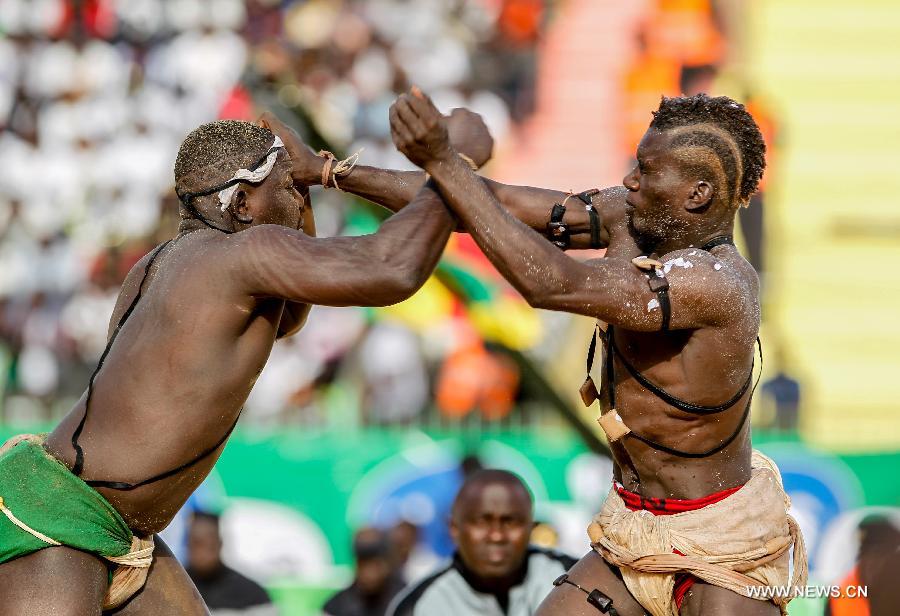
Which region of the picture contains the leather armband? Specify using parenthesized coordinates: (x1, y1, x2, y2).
(548, 202, 570, 249)
(548, 189, 602, 250)
(632, 256, 671, 331)
(553, 574, 620, 615)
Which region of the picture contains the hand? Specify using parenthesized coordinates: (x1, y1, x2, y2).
(389, 87, 454, 171)
(446, 108, 493, 169)
(257, 111, 323, 186)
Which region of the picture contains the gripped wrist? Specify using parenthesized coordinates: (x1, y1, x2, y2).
(422, 148, 461, 176)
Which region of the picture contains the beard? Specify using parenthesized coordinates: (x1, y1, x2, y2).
(627, 207, 690, 255)
(626, 208, 662, 254)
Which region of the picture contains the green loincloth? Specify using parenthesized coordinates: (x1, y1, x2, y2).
(0, 437, 134, 565)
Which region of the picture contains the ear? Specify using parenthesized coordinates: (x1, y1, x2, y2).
(685, 180, 714, 212)
(300, 192, 316, 236)
(449, 517, 460, 544)
(230, 189, 253, 224)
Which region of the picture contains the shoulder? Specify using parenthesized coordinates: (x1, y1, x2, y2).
(230, 223, 308, 250)
(120, 241, 171, 287)
(387, 564, 456, 616)
(658, 247, 731, 278)
(188, 224, 312, 300)
(658, 246, 759, 328)
(659, 246, 757, 298)
(526, 546, 578, 571)
(224, 224, 313, 273)
(108, 241, 176, 329)
(592, 185, 628, 207)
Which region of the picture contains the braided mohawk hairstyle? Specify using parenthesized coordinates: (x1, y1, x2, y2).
(650, 94, 766, 205)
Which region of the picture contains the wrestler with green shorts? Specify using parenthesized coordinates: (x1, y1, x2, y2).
(0, 109, 497, 615)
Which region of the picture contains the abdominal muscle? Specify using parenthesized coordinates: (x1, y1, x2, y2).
(605, 395, 753, 501)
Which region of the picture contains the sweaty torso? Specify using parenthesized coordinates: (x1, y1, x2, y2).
(595, 188, 759, 500)
(45, 229, 293, 535)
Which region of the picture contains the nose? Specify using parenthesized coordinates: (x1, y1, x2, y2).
(486, 524, 506, 543)
(623, 166, 639, 192)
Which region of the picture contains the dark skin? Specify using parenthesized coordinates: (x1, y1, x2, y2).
(0, 110, 491, 614)
(185, 516, 222, 580)
(260, 110, 606, 247)
(351, 528, 393, 597)
(388, 90, 772, 616)
(450, 475, 534, 592)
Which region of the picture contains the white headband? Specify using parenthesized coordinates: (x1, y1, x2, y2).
(218, 136, 285, 211)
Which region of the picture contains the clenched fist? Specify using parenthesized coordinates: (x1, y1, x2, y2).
(257, 111, 323, 186)
(390, 87, 455, 171)
(446, 108, 493, 169)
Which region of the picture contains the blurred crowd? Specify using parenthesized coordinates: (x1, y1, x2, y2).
(0, 0, 794, 431)
(0, 0, 544, 425)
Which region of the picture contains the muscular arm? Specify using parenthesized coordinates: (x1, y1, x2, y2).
(433, 157, 752, 329)
(259, 110, 602, 249)
(390, 91, 747, 331)
(327, 164, 604, 249)
(430, 156, 749, 330)
(234, 180, 455, 307)
(276, 191, 315, 338)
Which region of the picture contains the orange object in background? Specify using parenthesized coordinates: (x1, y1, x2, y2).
(828, 567, 871, 616)
(650, 0, 725, 66)
(436, 342, 520, 420)
(621, 47, 681, 158)
(745, 96, 779, 192)
(619, 0, 726, 159)
(480, 352, 519, 420)
(497, 0, 544, 46)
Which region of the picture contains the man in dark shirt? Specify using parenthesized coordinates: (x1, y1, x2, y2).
(323, 527, 405, 616)
(186, 511, 277, 616)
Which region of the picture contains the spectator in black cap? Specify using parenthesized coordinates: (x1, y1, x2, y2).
(323, 527, 406, 616)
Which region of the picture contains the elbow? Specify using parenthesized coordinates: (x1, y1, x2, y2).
(516, 273, 569, 311)
(524, 291, 551, 310)
(382, 262, 427, 305)
(394, 269, 425, 302)
(518, 281, 551, 310)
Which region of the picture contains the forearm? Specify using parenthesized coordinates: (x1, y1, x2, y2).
(241, 186, 455, 308)
(335, 164, 598, 246)
(365, 178, 456, 293)
(333, 164, 425, 213)
(426, 156, 576, 303)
